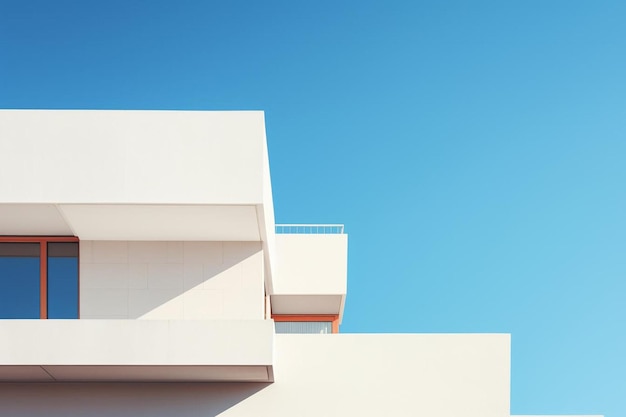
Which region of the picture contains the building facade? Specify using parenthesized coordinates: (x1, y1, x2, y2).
(0, 110, 600, 416)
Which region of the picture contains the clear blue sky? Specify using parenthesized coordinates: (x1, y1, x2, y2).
(1, 1, 624, 415)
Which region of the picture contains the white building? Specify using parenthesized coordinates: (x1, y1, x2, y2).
(0, 110, 600, 417)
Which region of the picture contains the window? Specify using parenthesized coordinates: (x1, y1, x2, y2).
(0, 237, 79, 319)
(272, 315, 339, 334)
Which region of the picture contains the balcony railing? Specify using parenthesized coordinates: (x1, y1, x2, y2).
(275, 224, 345, 234)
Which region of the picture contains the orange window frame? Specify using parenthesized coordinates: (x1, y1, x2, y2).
(0, 236, 79, 319)
(272, 314, 340, 334)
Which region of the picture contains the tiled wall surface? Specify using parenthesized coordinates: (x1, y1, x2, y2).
(80, 241, 264, 320)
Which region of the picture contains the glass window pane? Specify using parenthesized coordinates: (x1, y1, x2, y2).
(47, 243, 79, 319)
(0, 243, 40, 319)
(275, 321, 332, 334)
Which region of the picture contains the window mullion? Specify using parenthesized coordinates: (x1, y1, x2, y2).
(39, 241, 47, 319)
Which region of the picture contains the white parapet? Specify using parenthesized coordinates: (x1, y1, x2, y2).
(271, 232, 348, 320)
(0, 319, 274, 382)
(260, 333, 511, 417)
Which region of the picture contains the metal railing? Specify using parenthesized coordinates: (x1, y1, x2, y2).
(275, 224, 345, 234)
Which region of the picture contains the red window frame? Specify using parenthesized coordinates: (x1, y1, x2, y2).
(272, 314, 340, 334)
(0, 236, 79, 319)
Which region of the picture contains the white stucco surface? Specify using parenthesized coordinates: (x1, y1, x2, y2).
(0, 319, 274, 382)
(0, 110, 266, 204)
(273, 234, 347, 295)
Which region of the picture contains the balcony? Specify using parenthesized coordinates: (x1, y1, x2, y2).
(0, 319, 274, 382)
(270, 225, 348, 321)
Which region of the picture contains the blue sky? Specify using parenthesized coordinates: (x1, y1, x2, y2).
(1, 1, 624, 415)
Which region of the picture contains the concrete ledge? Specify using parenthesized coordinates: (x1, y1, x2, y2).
(0, 320, 274, 382)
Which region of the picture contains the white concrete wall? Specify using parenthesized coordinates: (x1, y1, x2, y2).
(80, 241, 264, 320)
(259, 132, 277, 291)
(0, 334, 511, 417)
(0, 110, 267, 205)
(4, 320, 271, 363)
(273, 234, 348, 295)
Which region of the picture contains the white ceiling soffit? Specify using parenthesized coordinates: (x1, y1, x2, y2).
(57, 204, 261, 241)
(271, 295, 344, 316)
(0, 204, 74, 236)
(0, 365, 272, 383)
